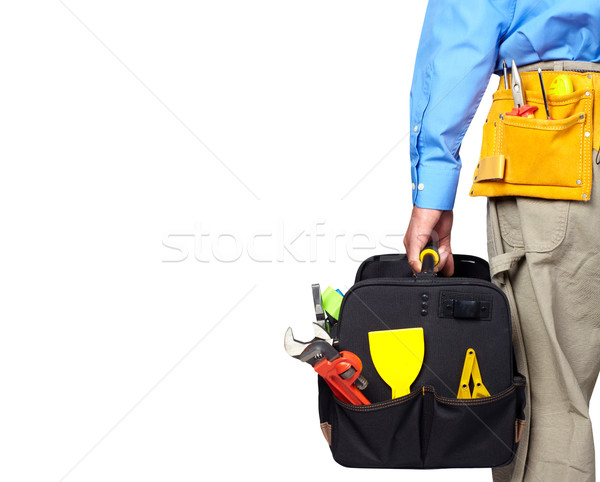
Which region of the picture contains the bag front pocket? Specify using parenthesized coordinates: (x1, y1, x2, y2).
(423, 383, 524, 468)
(323, 381, 525, 469)
(329, 390, 424, 468)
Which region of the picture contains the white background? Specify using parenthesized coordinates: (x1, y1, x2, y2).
(1, 1, 595, 481)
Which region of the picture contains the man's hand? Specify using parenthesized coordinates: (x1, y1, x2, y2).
(404, 206, 454, 276)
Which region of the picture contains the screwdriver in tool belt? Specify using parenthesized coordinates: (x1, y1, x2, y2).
(537, 68, 552, 120)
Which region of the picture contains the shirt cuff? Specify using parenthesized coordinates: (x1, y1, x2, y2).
(411, 164, 460, 210)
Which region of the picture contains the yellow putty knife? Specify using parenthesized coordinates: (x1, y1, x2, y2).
(368, 328, 425, 398)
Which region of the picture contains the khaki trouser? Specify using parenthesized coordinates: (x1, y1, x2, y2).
(487, 151, 600, 482)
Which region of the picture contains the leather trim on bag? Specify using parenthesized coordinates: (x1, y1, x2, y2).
(320, 422, 332, 446)
(515, 418, 526, 443)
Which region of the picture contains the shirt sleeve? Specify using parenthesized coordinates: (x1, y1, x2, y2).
(410, 0, 516, 210)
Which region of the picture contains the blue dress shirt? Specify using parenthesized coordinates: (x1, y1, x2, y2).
(410, 0, 600, 210)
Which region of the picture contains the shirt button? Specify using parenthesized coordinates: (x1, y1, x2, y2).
(412, 182, 416, 190)
(413, 125, 419, 132)
(418, 183, 424, 191)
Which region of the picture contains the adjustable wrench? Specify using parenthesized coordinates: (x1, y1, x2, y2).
(284, 324, 370, 405)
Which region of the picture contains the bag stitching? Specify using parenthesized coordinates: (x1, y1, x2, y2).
(336, 384, 518, 412)
(431, 386, 515, 406)
(335, 390, 422, 412)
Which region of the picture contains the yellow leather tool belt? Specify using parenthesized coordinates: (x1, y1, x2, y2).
(470, 69, 600, 201)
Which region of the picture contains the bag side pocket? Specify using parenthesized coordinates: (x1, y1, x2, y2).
(423, 382, 523, 468)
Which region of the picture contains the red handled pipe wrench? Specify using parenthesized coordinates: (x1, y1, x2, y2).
(284, 324, 371, 405)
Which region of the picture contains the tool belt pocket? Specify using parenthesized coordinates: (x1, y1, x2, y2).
(470, 88, 594, 201)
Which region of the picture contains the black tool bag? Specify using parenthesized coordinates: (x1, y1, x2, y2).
(318, 254, 526, 469)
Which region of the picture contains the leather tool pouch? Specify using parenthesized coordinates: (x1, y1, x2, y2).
(318, 254, 527, 469)
(470, 74, 595, 201)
